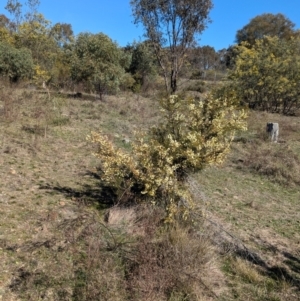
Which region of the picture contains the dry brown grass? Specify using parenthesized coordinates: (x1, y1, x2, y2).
(231, 110, 300, 186)
(0, 84, 299, 301)
(0, 86, 21, 122)
(0, 86, 222, 301)
(240, 143, 300, 186)
(7, 210, 128, 301)
(118, 207, 221, 301)
(4, 204, 220, 301)
(220, 256, 298, 301)
(196, 109, 300, 300)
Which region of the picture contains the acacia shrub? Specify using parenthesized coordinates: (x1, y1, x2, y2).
(229, 36, 300, 115)
(88, 91, 247, 222)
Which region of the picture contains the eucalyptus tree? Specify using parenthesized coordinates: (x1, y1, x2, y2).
(0, 14, 10, 28)
(4, 0, 61, 83)
(131, 0, 213, 94)
(188, 45, 219, 77)
(5, 0, 41, 30)
(236, 13, 297, 47)
(14, 13, 53, 62)
(50, 23, 74, 47)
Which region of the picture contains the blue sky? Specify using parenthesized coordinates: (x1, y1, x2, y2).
(1, 0, 300, 51)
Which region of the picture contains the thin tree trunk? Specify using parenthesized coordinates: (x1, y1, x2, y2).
(163, 69, 170, 94)
(171, 69, 177, 94)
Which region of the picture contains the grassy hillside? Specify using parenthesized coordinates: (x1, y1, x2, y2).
(0, 85, 299, 300)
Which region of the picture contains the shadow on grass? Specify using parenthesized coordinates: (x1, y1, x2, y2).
(235, 245, 300, 290)
(283, 251, 300, 275)
(39, 170, 116, 210)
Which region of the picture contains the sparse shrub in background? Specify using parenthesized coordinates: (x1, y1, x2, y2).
(203, 69, 226, 81)
(185, 80, 206, 93)
(32, 64, 51, 87)
(88, 91, 247, 222)
(190, 70, 226, 82)
(243, 143, 300, 186)
(190, 70, 203, 80)
(119, 72, 136, 92)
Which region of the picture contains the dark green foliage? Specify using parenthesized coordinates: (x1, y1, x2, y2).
(220, 45, 239, 69)
(70, 32, 127, 99)
(0, 42, 34, 82)
(189, 45, 218, 71)
(127, 41, 158, 91)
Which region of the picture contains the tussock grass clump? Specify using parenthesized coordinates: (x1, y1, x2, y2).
(21, 124, 45, 136)
(233, 139, 300, 187)
(184, 80, 206, 93)
(125, 228, 215, 300)
(244, 143, 300, 186)
(50, 116, 70, 126)
(89, 93, 247, 222)
(120, 206, 219, 301)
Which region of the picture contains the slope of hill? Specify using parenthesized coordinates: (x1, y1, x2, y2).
(0, 86, 299, 300)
